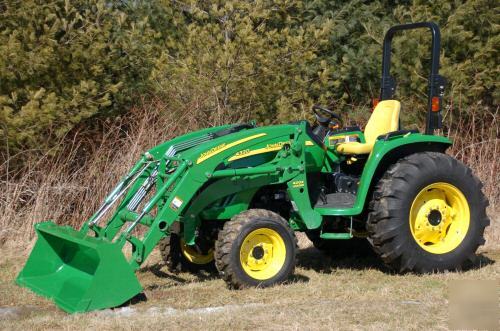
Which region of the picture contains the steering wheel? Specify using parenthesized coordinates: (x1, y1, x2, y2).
(312, 105, 343, 128)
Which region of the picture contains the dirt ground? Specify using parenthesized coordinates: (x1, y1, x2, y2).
(0, 232, 498, 331)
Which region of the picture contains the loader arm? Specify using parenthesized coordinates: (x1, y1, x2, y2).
(119, 121, 321, 267)
(16, 121, 326, 313)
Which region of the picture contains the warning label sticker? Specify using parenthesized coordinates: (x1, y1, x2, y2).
(170, 196, 183, 210)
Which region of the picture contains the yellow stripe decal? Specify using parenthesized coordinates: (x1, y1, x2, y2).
(196, 133, 267, 164)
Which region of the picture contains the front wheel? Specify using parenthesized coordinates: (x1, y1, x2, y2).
(159, 233, 215, 272)
(367, 152, 489, 272)
(215, 209, 297, 289)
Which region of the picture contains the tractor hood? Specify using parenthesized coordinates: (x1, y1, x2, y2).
(145, 121, 320, 170)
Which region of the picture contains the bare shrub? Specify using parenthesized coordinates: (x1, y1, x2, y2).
(0, 98, 209, 243)
(445, 106, 499, 249)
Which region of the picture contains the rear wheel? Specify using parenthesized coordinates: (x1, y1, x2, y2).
(159, 233, 215, 272)
(215, 209, 297, 289)
(367, 152, 489, 272)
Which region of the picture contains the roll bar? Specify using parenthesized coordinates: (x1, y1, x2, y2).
(379, 22, 446, 135)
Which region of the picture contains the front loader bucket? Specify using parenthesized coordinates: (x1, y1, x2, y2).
(16, 221, 142, 313)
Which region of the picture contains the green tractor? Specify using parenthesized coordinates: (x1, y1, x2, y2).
(17, 22, 488, 313)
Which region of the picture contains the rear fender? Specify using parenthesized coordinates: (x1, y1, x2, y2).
(337, 134, 452, 216)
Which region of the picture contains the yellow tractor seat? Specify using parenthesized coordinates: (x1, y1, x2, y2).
(336, 100, 401, 155)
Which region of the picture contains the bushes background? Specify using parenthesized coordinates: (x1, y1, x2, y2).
(0, 0, 498, 244)
(0, 0, 498, 162)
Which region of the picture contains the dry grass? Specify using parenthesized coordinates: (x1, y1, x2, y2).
(445, 107, 499, 208)
(444, 107, 499, 250)
(0, 235, 499, 330)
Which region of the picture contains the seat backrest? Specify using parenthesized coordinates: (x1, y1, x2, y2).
(364, 100, 401, 144)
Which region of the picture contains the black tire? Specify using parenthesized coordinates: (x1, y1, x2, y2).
(215, 209, 297, 289)
(159, 233, 215, 272)
(367, 152, 489, 272)
(305, 230, 373, 257)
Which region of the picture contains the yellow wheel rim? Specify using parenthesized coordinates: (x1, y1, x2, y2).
(409, 182, 470, 254)
(180, 239, 214, 265)
(239, 228, 287, 280)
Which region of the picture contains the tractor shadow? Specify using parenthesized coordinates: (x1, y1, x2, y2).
(124, 247, 494, 308)
(296, 245, 389, 274)
(463, 253, 495, 271)
(123, 263, 221, 307)
(138, 263, 220, 288)
(140, 262, 310, 286)
(296, 245, 495, 274)
(132, 245, 495, 302)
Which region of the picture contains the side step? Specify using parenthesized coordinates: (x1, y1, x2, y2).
(314, 192, 356, 209)
(319, 216, 353, 240)
(320, 232, 352, 240)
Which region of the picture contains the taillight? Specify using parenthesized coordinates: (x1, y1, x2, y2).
(431, 96, 440, 112)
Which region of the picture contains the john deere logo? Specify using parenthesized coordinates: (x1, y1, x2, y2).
(199, 144, 227, 160)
